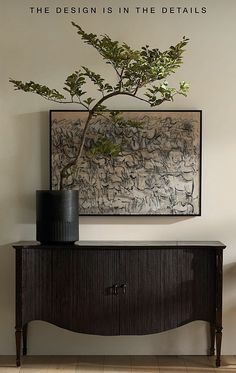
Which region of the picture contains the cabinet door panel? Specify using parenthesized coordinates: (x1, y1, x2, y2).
(119, 248, 215, 335)
(22, 248, 120, 335)
(119, 249, 162, 335)
(51, 248, 120, 335)
(21, 248, 53, 326)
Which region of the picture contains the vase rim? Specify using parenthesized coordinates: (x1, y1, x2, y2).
(36, 189, 79, 194)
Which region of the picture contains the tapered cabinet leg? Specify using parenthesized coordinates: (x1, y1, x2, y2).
(15, 328, 22, 367)
(23, 324, 28, 356)
(209, 323, 215, 356)
(216, 326, 223, 367)
(215, 250, 223, 368)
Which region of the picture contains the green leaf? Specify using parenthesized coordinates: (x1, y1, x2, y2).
(109, 112, 144, 128)
(9, 78, 65, 100)
(63, 71, 86, 98)
(84, 97, 95, 106)
(95, 104, 107, 111)
(179, 81, 190, 96)
(90, 137, 121, 157)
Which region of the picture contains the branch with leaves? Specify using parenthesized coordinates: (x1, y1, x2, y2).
(9, 22, 190, 189)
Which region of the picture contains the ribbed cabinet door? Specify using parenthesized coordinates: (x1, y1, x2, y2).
(21, 248, 53, 326)
(51, 248, 120, 335)
(119, 249, 162, 335)
(119, 248, 215, 335)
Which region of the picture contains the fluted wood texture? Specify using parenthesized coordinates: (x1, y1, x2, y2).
(120, 248, 216, 334)
(16, 245, 218, 335)
(21, 248, 119, 335)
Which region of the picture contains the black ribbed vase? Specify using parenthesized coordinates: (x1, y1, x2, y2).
(36, 190, 79, 244)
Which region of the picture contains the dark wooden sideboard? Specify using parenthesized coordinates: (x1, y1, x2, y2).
(13, 241, 226, 367)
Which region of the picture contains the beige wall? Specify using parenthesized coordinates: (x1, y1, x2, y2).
(1, 0, 236, 355)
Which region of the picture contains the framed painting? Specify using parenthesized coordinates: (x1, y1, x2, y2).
(50, 110, 202, 216)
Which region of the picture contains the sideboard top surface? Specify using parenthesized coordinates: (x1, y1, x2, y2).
(13, 240, 226, 250)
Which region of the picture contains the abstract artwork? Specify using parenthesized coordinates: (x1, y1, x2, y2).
(50, 110, 201, 216)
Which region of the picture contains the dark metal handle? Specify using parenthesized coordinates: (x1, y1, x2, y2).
(120, 284, 127, 295)
(112, 284, 119, 295)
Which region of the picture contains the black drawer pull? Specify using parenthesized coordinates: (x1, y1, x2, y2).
(112, 284, 119, 295)
(120, 284, 127, 295)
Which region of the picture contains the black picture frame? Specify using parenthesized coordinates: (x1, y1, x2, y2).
(50, 110, 202, 216)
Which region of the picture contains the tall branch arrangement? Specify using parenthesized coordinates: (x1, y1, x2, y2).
(9, 22, 189, 189)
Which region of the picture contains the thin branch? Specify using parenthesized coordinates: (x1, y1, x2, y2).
(30, 94, 78, 104)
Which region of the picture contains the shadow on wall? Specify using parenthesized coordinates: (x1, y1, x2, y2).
(223, 262, 236, 308)
(221, 262, 236, 352)
(223, 262, 236, 291)
(0, 112, 48, 240)
(222, 262, 236, 319)
(80, 215, 195, 225)
(13, 111, 49, 224)
(0, 244, 15, 350)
